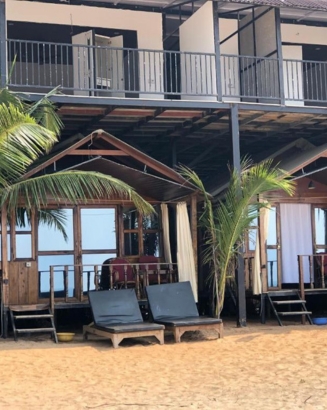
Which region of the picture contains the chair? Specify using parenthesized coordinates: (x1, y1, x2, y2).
(111, 258, 135, 289)
(139, 255, 174, 286)
(83, 289, 165, 348)
(139, 255, 160, 286)
(145, 281, 223, 343)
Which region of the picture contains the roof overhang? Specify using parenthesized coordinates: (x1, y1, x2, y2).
(65, 157, 196, 201)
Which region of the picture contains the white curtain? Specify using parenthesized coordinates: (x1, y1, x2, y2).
(253, 206, 270, 295)
(280, 204, 313, 283)
(160, 204, 172, 264)
(176, 202, 198, 301)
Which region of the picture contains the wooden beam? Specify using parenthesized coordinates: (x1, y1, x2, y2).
(98, 131, 192, 187)
(23, 133, 97, 179)
(69, 149, 129, 156)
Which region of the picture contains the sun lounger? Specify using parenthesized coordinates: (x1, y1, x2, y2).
(145, 282, 223, 343)
(83, 289, 165, 348)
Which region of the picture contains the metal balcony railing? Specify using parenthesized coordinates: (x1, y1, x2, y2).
(3, 39, 327, 104)
(6, 39, 217, 97)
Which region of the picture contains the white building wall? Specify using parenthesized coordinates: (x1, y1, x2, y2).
(179, 1, 216, 101)
(219, 18, 239, 101)
(282, 24, 327, 106)
(6, 0, 164, 99)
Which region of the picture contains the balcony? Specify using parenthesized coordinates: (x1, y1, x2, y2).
(4, 39, 327, 106)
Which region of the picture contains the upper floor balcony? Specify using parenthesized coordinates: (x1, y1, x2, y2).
(4, 38, 327, 107)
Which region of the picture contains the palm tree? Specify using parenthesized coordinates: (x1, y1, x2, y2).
(0, 88, 153, 232)
(181, 159, 295, 317)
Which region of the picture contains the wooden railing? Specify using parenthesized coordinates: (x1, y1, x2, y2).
(298, 254, 327, 301)
(48, 262, 178, 311)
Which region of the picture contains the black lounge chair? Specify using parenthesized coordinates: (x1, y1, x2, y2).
(145, 281, 223, 343)
(83, 289, 165, 348)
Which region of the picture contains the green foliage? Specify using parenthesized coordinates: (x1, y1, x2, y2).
(180, 159, 295, 317)
(0, 88, 154, 237)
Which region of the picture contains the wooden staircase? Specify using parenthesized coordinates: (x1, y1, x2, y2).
(9, 304, 58, 343)
(266, 290, 313, 326)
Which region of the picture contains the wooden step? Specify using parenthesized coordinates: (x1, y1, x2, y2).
(10, 304, 50, 312)
(273, 300, 306, 305)
(14, 314, 53, 320)
(267, 290, 299, 297)
(279, 311, 312, 316)
(16, 328, 56, 333)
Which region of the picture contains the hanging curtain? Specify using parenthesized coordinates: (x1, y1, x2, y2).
(280, 204, 312, 283)
(160, 204, 172, 264)
(176, 202, 198, 301)
(253, 206, 270, 295)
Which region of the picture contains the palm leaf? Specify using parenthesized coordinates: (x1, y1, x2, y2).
(26, 87, 63, 136)
(1, 170, 154, 216)
(180, 160, 294, 317)
(0, 103, 58, 183)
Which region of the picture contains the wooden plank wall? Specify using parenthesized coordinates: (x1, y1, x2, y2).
(8, 261, 38, 305)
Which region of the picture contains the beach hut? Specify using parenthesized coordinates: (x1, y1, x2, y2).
(0, 130, 199, 337)
(208, 139, 327, 325)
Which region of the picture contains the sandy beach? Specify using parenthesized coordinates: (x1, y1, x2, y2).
(1, 322, 327, 410)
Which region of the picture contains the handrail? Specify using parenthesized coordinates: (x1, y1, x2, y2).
(46, 262, 178, 305)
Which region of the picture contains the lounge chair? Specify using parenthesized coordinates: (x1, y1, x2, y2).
(145, 282, 223, 343)
(83, 289, 165, 348)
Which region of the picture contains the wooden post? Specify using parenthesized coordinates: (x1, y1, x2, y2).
(1, 205, 9, 334)
(64, 265, 69, 301)
(117, 205, 124, 256)
(298, 255, 306, 325)
(94, 265, 99, 290)
(50, 265, 54, 315)
(309, 255, 314, 289)
(190, 194, 198, 287)
(73, 206, 82, 301)
(321, 255, 325, 289)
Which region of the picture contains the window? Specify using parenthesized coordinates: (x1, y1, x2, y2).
(266, 206, 280, 288)
(38, 209, 74, 298)
(15, 212, 32, 259)
(38, 209, 73, 252)
(123, 208, 139, 256)
(80, 208, 117, 291)
(39, 254, 74, 298)
(314, 207, 327, 252)
(143, 212, 160, 256)
(123, 206, 162, 256)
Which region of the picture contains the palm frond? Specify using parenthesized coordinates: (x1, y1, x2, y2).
(37, 209, 68, 241)
(180, 160, 294, 317)
(26, 87, 63, 136)
(14, 207, 68, 241)
(0, 103, 58, 183)
(2, 170, 154, 216)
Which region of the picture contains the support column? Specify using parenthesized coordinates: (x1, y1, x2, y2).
(190, 194, 198, 287)
(230, 104, 247, 327)
(275, 8, 285, 105)
(212, 1, 222, 101)
(0, 0, 6, 88)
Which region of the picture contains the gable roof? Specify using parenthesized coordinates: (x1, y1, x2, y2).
(66, 157, 195, 202)
(24, 129, 194, 189)
(209, 138, 327, 197)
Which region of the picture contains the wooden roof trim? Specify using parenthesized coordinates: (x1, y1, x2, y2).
(23, 129, 193, 189)
(97, 130, 192, 187)
(22, 132, 96, 179)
